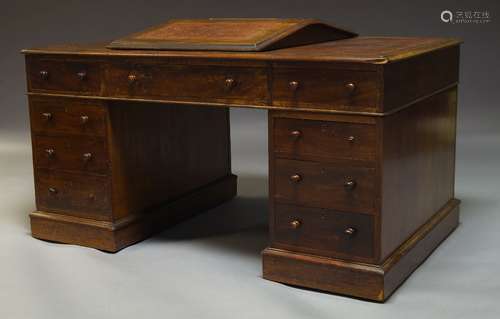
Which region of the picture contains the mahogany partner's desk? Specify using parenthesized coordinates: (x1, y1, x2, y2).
(22, 36, 461, 301)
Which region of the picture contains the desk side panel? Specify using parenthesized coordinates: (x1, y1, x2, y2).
(107, 102, 232, 220)
(380, 87, 458, 261)
(382, 45, 460, 112)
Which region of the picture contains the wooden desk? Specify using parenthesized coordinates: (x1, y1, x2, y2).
(22, 36, 461, 301)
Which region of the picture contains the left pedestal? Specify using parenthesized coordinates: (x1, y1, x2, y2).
(28, 95, 236, 252)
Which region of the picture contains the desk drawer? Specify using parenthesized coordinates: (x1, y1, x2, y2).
(33, 135, 109, 174)
(273, 117, 376, 163)
(273, 203, 374, 260)
(35, 169, 111, 220)
(274, 158, 376, 213)
(105, 63, 269, 105)
(30, 98, 107, 136)
(27, 57, 101, 94)
(272, 67, 379, 112)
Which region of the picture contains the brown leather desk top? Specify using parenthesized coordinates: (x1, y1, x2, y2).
(22, 36, 460, 64)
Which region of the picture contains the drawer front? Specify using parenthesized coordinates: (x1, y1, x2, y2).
(273, 118, 376, 163)
(30, 99, 107, 136)
(35, 169, 111, 220)
(27, 57, 101, 94)
(273, 203, 374, 259)
(33, 135, 109, 174)
(274, 159, 376, 213)
(272, 68, 379, 112)
(105, 63, 269, 105)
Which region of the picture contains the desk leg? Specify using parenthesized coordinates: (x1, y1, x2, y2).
(30, 100, 236, 252)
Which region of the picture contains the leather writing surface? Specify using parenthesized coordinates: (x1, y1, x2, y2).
(107, 18, 357, 51)
(133, 19, 299, 43)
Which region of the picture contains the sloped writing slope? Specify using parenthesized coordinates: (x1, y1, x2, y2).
(107, 18, 357, 51)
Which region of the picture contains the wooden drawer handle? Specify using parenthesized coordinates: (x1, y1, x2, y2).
(290, 220, 301, 229)
(344, 227, 357, 237)
(224, 77, 236, 90)
(48, 187, 58, 195)
(345, 82, 356, 94)
(45, 148, 55, 158)
(77, 71, 87, 81)
(127, 73, 137, 84)
(344, 179, 357, 190)
(80, 115, 89, 125)
(289, 80, 299, 92)
(39, 70, 49, 80)
(290, 174, 302, 183)
(83, 152, 92, 162)
(290, 130, 302, 139)
(41, 112, 52, 121)
(346, 135, 355, 142)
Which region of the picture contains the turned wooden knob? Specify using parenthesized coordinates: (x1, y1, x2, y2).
(80, 115, 89, 125)
(83, 152, 92, 162)
(289, 81, 299, 92)
(224, 77, 235, 90)
(41, 112, 52, 121)
(39, 70, 49, 80)
(48, 187, 58, 194)
(344, 179, 357, 190)
(128, 73, 137, 84)
(77, 71, 87, 81)
(344, 227, 357, 236)
(345, 82, 356, 93)
(45, 148, 55, 158)
(290, 130, 302, 139)
(290, 220, 301, 229)
(290, 174, 302, 183)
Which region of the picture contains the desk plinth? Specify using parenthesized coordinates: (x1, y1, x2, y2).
(22, 36, 461, 301)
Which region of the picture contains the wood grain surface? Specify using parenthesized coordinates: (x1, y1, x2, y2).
(24, 33, 461, 301)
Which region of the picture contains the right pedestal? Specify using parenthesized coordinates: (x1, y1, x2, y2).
(264, 87, 459, 301)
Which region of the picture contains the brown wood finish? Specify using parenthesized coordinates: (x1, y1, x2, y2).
(29, 94, 235, 249)
(27, 56, 102, 94)
(104, 62, 270, 105)
(273, 117, 376, 164)
(263, 199, 459, 301)
(273, 203, 374, 261)
(263, 38, 459, 300)
(274, 158, 376, 213)
(35, 169, 111, 220)
(23, 36, 461, 65)
(33, 135, 108, 174)
(271, 66, 380, 112)
(379, 88, 458, 261)
(31, 174, 237, 251)
(22, 37, 460, 116)
(29, 96, 107, 136)
(383, 46, 460, 112)
(106, 101, 232, 220)
(23, 32, 461, 301)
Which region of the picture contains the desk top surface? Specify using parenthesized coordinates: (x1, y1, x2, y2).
(23, 36, 460, 64)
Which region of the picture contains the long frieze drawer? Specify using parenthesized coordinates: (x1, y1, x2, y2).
(26, 57, 101, 94)
(104, 63, 269, 105)
(35, 169, 111, 220)
(271, 67, 380, 112)
(274, 159, 376, 213)
(33, 135, 109, 174)
(273, 203, 374, 260)
(30, 98, 107, 136)
(273, 117, 376, 163)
